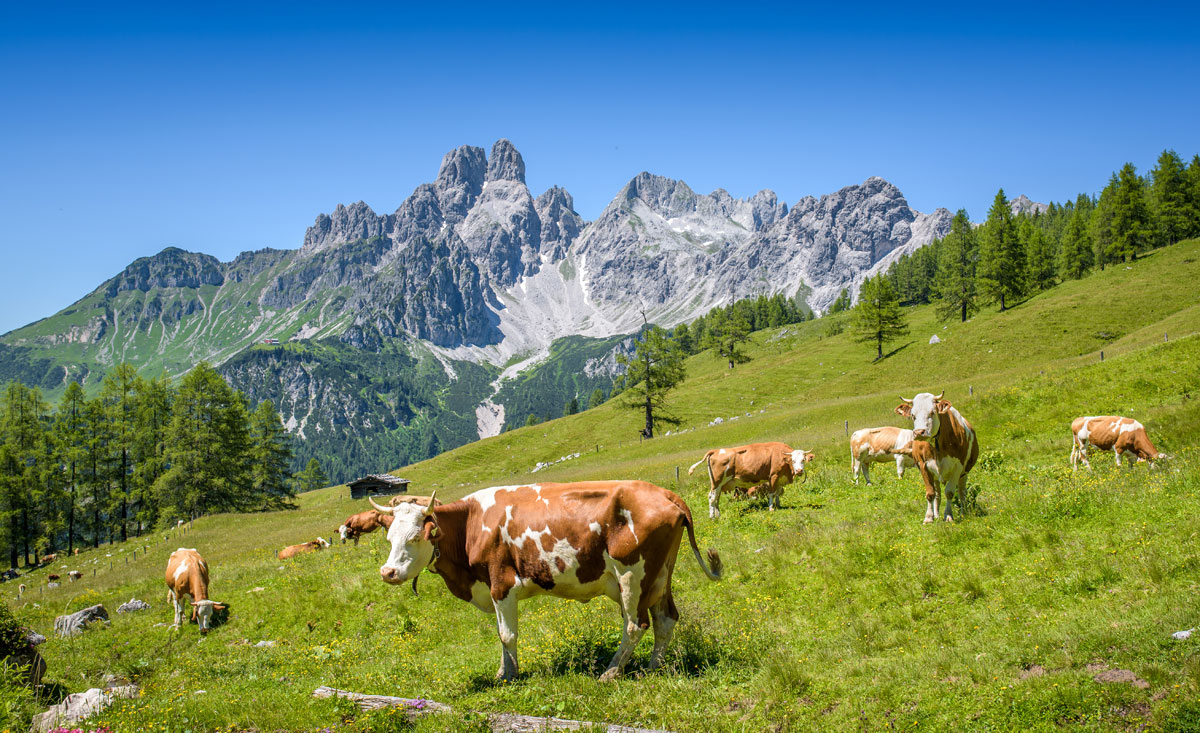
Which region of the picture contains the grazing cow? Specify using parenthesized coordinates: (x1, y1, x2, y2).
(164, 548, 226, 634)
(896, 392, 979, 523)
(17, 583, 25, 598)
(370, 481, 722, 681)
(46, 574, 60, 582)
(277, 537, 330, 560)
(40, 553, 58, 566)
(338, 510, 393, 545)
(850, 427, 915, 485)
(688, 442, 813, 518)
(68, 570, 82, 582)
(1071, 416, 1163, 470)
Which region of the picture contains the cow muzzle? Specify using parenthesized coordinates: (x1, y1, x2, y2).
(913, 429, 929, 440)
(379, 566, 403, 585)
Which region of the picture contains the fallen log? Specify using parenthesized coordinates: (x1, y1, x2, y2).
(312, 686, 671, 732)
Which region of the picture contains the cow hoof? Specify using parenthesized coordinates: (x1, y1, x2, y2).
(923, 518, 934, 525)
(944, 517, 955, 523)
(599, 668, 621, 682)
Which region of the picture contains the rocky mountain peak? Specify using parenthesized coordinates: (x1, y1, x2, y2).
(486, 139, 526, 184)
(102, 247, 224, 297)
(435, 145, 487, 222)
(1010, 194, 1049, 216)
(535, 186, 583, 260)
(301, 200, 387, 255)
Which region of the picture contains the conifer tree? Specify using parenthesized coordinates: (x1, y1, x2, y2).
(563, 396, 579, 417)
(1188, 155, 1200, 238)
(1058, 195, 1094, 280)
(53, 382, 87, 554)
(977, 189, 1025, 310)
(615, 322, 686, 438)
(294, 457, 328, 494)
(703, 308, 752, 368)
(588, 388, 606, 410)
(248, 399, 295, 509)
(828, 288, 852, 313)
(1151, 150, 1191, 245)
(934, 209, 978, 322)
(852, 274, 909, 360)
(1109, 163, 1153, 261)
(1022, 218, 1057, 292)
(132, 374, 171, 532)
(101, 363, 139, 542)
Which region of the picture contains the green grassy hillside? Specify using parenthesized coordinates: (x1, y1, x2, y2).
(6, 242, 1200, 732)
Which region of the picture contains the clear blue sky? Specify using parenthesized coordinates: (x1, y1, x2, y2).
(2, 1, 1198, 335)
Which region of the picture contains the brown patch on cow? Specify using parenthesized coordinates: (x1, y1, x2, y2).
(1019, 664, 1045, 680)
(1093, 669, 1149, 689)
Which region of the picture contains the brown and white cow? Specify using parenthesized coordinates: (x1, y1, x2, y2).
(1071, 416, 1163, 470)
(164, 548, 226, 634)
(277, 537, 330, 559)
(370, 481, 722, 681)
(688, 442, 813, 519)
(68, 570, 82, 582)
(896, 392, 979, 523)
(338, 510, 393, 545)
(849, 426, 915, 485)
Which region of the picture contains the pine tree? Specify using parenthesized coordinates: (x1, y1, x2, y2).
(294, 457, 328, 494)
(702, 308, 751, 368)
(1188, 155, 1200, 239)
(828, 288, 852, 313)
(101, 363, 140, 542)
(851, 274, 910, 360)
(53, 382, 87, 554)
(1151, 150, 1191, 245)
(1109, 163, 1153, 261)
(615, 322, 687, 438)
(588, 388, 606, 409)
(1022, 218, 1057, 292)
(1058, 196, 1094, 280)
(154, 362, 252, 520)
(132, 374, 171, 533)
(563, 396, 579, 417)
(934, 209, 979, 322)
(248, 399, 295, 510)
(977, 189, 1026, 310)
(81, 392, 110, 547)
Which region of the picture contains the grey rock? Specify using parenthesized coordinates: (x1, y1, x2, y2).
(1009, 194, 1049, 217)
(102, 247, 224, 296)
(54, 603, 108, 637)
(254, 640, 276, 647)
(1172, 628, 1195, 640)
(434, 145, 487, 223)
(486, 139, 526, 183)
(534, 186, 584, 261)
(117, 598, 151, 613)
(929, 335, 941, 344)
(30, 684, 138, 733)
(301, 201, 388, 255)
(25, 630, 47, 646)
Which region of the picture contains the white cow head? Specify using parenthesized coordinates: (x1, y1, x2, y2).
(790, 449, 814, 477)
(192, 599, 227, 634)
(337, 524, 350, 543)
(896, 391, 947, 442)
(370, 493, 437, 587)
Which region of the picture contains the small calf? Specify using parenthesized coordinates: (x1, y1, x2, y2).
(277, 537, 331, 560)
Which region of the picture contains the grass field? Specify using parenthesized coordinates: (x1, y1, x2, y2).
(5, 242, 1200, 732)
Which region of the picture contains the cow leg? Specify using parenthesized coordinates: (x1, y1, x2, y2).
(601, 561, 647, 681)
(491, 592, 519, 681)
(852, 456, 861, 484)
(862, 459, 872, 486)
(895, 455, 905, 479)
(1114, 448, 1122, 468)
(942, 468, 962, 523)
(648, 591, 679, 670)
(708, 477, 730, 520)
(169, 590, 184, 629)
(923, 472, 939, 524)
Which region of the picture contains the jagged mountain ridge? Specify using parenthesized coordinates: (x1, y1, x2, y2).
(2, 139, 956, 480)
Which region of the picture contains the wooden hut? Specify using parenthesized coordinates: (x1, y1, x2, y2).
(348, 474, 411, 500)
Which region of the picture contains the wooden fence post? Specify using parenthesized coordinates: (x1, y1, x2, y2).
(1100, 350, 1104, 361)
(844, 420, 848, 436)
(675, 466, 680, 483)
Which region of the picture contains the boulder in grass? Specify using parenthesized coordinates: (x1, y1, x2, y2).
(117, 598, 151, 614)
(29, 684, 138, 733)
(929, 334, 941, 345)
(53, 604, 109, 637)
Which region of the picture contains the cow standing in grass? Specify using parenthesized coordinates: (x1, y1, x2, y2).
(849, 426, 915, 485)
(338, 511, 393, 545)
(688, 442, 813, 518)
(370, 482, 722, 681)
(164, 548, 226, 634)
(896, 392, 978, 523)
(1070, 416, 1163, 470)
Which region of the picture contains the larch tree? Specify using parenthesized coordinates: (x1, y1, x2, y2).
(934, 209, 979, 322)
(248, 399, 296, 510)
(1109, 163, 1153, 261)
(1151, 150, 1191, 246)
(295, 457, 329, 494)
(53, 381, 87, 555)
(703, 308, 752, 369)
(852, 274, 910, 361)
(1058, 195, 1094, 280)
(614, 321, 687, 438)
(977, 189, 1026, 311)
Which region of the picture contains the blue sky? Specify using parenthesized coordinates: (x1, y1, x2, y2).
(2, 1, 1198, 335)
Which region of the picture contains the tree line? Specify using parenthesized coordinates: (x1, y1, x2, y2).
(0, 362, 324, 569)
(886, 150, 1200, 318)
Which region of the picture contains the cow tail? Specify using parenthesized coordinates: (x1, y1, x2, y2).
(687, 450, 714, 476)
(667, 494, 722, 581)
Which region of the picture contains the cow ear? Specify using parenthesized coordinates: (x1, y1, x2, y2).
(805, 452, 815, 463)
(895, 404, 912, 418)
(937, 400, 952, 413)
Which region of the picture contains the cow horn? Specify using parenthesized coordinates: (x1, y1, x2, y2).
(411, 574, 420, 597)
(935, 390, 945, 400)
(424, 491, 437, 515)
(368, 496, 394, 515)
(900, 395, 914, 404)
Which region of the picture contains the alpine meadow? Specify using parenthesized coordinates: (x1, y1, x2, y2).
(3, 224, 1200, 730)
